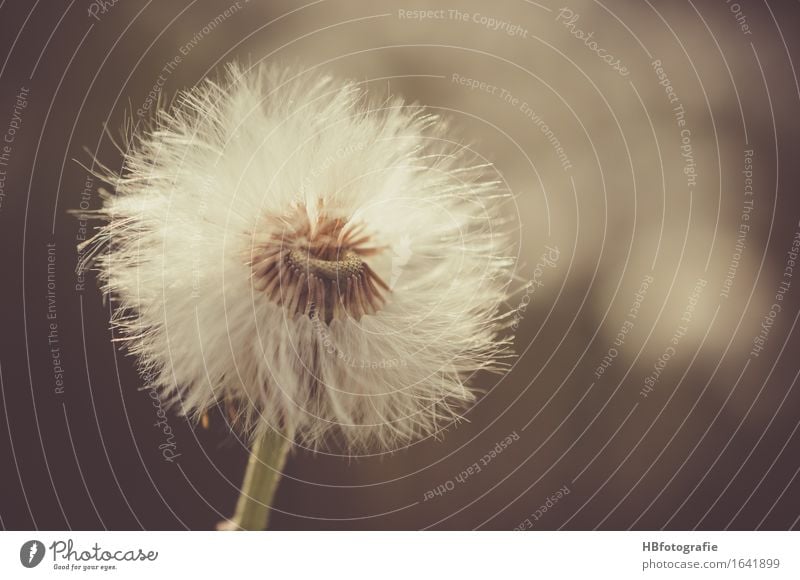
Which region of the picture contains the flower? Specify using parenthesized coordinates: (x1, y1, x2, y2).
(84, 63, 515, 451)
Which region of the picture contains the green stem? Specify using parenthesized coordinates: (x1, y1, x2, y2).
(218, 427, 292, 531)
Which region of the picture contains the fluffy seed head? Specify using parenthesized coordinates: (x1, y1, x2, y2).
(83, 63, 515, 452)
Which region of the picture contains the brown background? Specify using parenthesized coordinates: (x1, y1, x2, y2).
(1, 0, 799, 530)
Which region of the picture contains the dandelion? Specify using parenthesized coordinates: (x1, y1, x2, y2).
(82, 63, 515, 529)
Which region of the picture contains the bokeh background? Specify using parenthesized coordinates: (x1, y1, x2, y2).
(1, 0, 799, 530)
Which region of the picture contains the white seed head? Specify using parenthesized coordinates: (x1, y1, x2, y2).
(85, 63, 515, 452)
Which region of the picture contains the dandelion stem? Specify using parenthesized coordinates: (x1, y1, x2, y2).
(219, 427, 291, 531)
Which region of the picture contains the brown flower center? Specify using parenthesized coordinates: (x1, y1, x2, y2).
(249, 202, 389, 324)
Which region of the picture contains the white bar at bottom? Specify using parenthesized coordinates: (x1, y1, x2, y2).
(1, 531, 797, 578)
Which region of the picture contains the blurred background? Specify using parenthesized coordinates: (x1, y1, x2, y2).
(1, 0, 799, 530)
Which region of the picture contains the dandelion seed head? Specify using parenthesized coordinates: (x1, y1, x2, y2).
(85, 63, 516, 452)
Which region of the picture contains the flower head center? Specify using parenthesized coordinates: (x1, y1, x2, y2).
(249, 202, 389, 324)
(285, 249, 364, 281)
